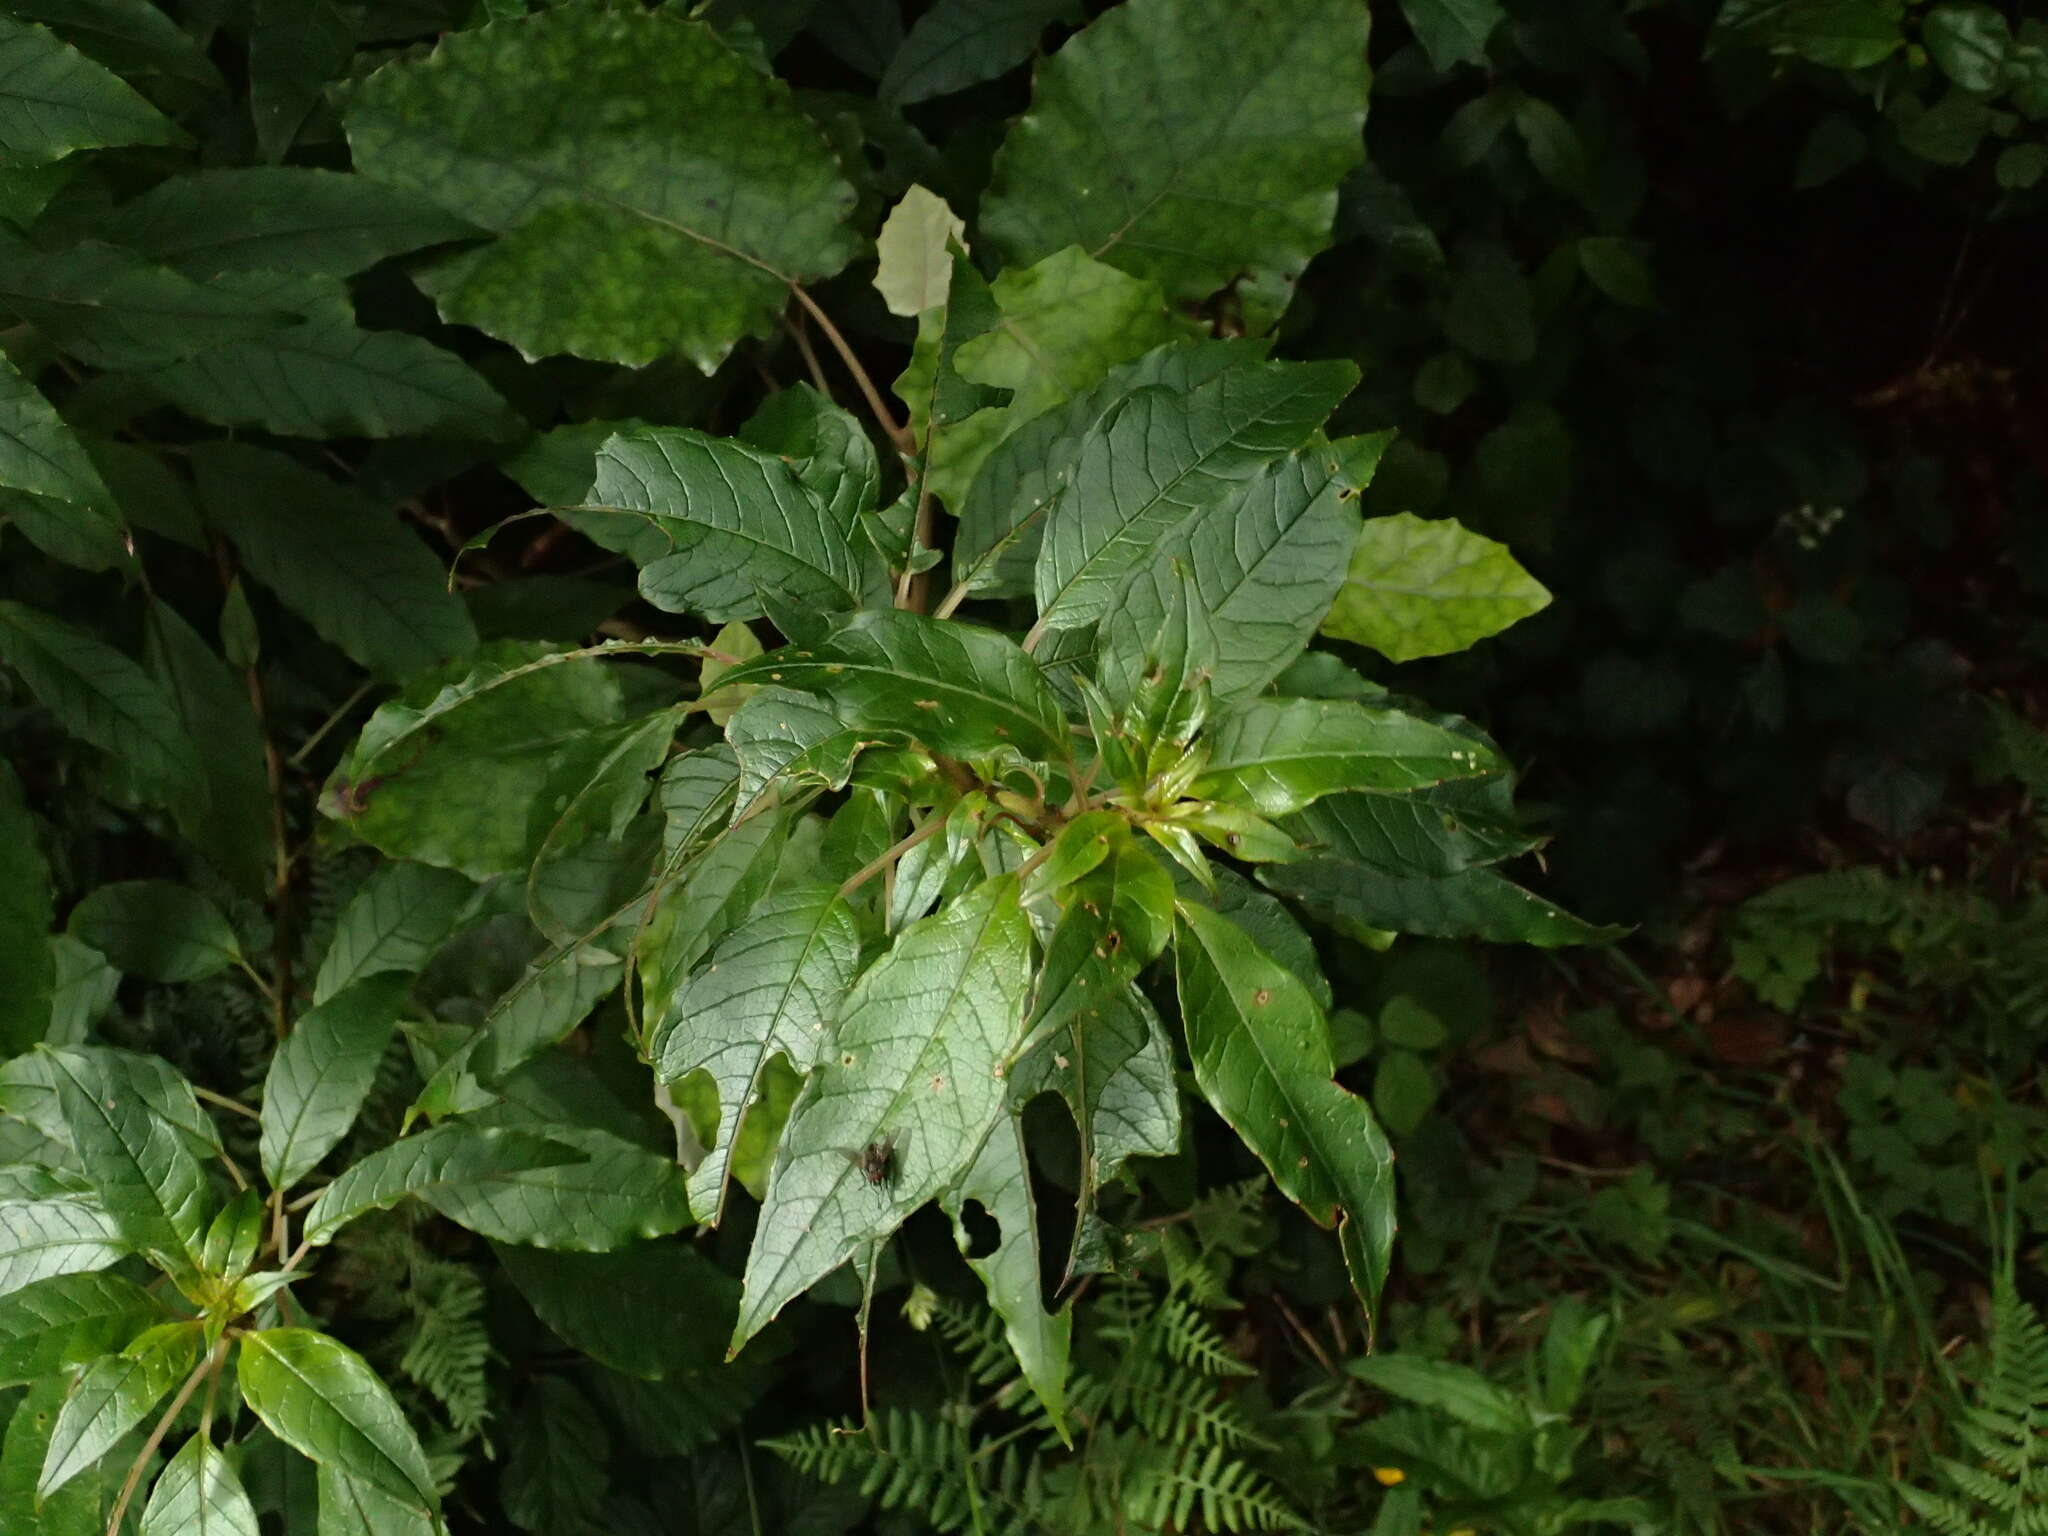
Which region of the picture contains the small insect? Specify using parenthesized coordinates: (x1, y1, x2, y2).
(848, 1132, 898, 1187)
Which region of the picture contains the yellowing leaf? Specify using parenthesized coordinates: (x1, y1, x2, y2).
(873, 185, 965, 317)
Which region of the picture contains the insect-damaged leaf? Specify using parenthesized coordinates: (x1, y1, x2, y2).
(733, 875, 1033, 1351)
(1173, 903, 1395, 1313)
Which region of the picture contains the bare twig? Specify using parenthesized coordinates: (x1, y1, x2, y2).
(788, 283, 912, 455)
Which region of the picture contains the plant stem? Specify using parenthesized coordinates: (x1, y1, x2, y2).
(782, 313, 835, 401)
(192, 1084, 260, 1122)
(106, 1344, 215, 1536)
(286, 682, 371, 769)
(788, 283, 911, 455)
(837, 814, 946, 900)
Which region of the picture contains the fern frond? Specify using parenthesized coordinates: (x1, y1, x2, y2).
(397, 1255, 493, 1445)
(1900, 1274, 2048, 1532)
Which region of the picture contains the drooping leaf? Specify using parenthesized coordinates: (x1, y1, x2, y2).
(1173, 904, 1395, 1308)
(1012, 983, 1179, 1185)
(299, 1126, 581, 1247)
(1320, 512, 1551, 663)
(193, 444, 478, 683)
(261, 975, 411, 1192)
(0, 601, 207, 842)
(654, 882, 863, 1225)
(313, 863, 474, 1005)
(0, 760, 52, 1052)
(0, 1271, 161, 1384)
(41, 1047, 212, 1275)
(39, 1321, 199, 1500)
(344, 6, 859, 370)
(324, 643, 635, 879)
(634, 811, 789, 1029)
(942, 1114, 1070, 1432)
(95, 168, 479, 279)
(982, 0, 1368, 317)
(1030, 360, 1358, 636)
(0, 1191, 126, 1300)
(710, 608, 1069, 763)
(1257, 860, 1626, 947)
(0, 15, 178, 165)
(316, 1462, 435, 1536)
(1192, 696, 1500, 819)
(579, 426, 879, 623)
(411, 951, 625, 1122)
(0, 355, 108, 537)
(139, 1434, 261, 1536)
(237, 1328, 439, 1514)
(1281, 785, 1538, 879)
(733, 874, 1034, 1349)
(495, 1241, 737, 1381)
(65, 881, 240, 984)
(880, 0, 1070, 105)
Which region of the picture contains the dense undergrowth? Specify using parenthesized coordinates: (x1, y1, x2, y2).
(3, 0, 2047, 1533)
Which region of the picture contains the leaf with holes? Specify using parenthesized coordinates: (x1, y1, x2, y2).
(733, 875, 1034, 1350)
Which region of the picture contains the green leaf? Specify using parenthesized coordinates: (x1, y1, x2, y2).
(1192, 697, 1500, 818)
(941, 1115, 1071, 1433)
(429, 952, 625, 1110)
(1347, 1354, 1529, 1434)
(7, 0, 222, 106)
(0, 1272, 159, 1385)
(95, 168, 479, 279)
(418, 1125, 690, 1252)
(1709, 0, 1904, 69)
(712, 609, 1069, 762)
(344, 6, 858, 370)
(1106, 442, 1369, 707)
(654, 882, 864, 1225)
(635, 812, 789, 1029)
(1282, 785, 1538, 879)
(142, 601, 271, 896)
(261, 975, 411, 1192)
(579, 426, 878, 622)
(495, 1241, 737, 1381)
(0, 760, 52, 1053)
(39, 1321, 198, 1499)
(1577, 237, 1656, 309)
(1397, 0, 1503, 68)
(193, 444, 478, 683)
(982, 0, 1368, 316)
(0, 1192, 126, 1300)
(299, 1125, 580, 1247)
(325, 643, 635, 879)
(316, 1461, 435, 1536)
(1372, 1049, 1436, 1136)
(0, 602, 207, 842)
(873, 184, 965, 317)
(0, 15, 178, 165)
(313, 863, 473, 1005)
(0, 354, 107, 521)
(1444, 241, 1535, 366)
(1174, 903, 1395, 1308)
(502, 1377, 607, 1535)
(65, 881, 240, 984)
(733, 874, 1035, 1350)
(724, 688, 862, 815)
(0, 1373, 115, 1534)
(237, 1328, 438, 1514)
(950, 339, 1253, 599)
(1030, 360, 1358, 636)
(140, 1435, 260, 1536)
(42, 1046, 212, 1277)
(1010, 984, 1180, 1186)
(1321, 513, 1550, 662)
(0, 239, 289, 371)
(147, 273, 519, 441)
(736, 385, 879, 529)
(1257, 861, 1626, 947)
(880, 0, 1067, 104)
(249, 0, 352, 161)
(901, 247, 1189, 512)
